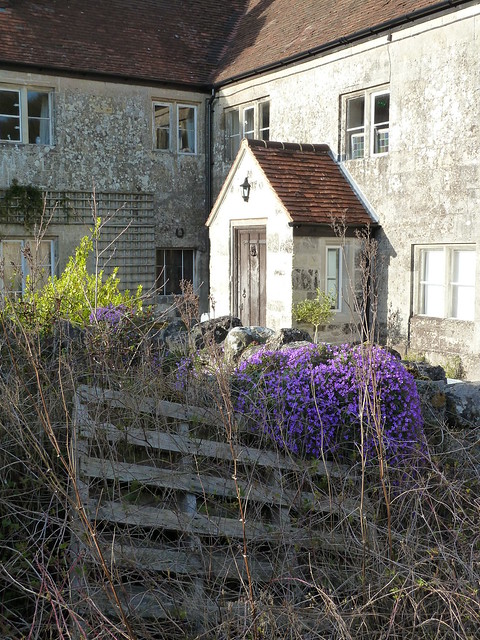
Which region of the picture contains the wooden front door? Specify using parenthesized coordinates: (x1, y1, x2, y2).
(234, 227, 266, 326)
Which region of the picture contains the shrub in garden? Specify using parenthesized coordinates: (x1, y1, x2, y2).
(2, 218, 142, 333)
(233, 342, 425, 465)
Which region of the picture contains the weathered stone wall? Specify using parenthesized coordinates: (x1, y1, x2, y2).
(0, 70, 210, 309)
(211, 5, 480, 377)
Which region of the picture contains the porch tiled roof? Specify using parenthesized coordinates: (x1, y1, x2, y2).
(248, 140, 375, 226)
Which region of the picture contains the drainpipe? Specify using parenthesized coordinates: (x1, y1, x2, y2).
(205, 88, 216, 218)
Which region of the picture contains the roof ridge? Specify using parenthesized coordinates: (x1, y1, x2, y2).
(247, 139, 330, 154)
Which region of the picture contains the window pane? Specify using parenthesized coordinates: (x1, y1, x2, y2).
(178, 106, 196, 153)
(226, 109, 240, 160)
(156, 249, 194, 295)
(453, 250, 475, 286)
(0, 90, 21, 142)
(421, 249, 444, 316)
(326, 248, 340, 309)
(373, 93, 390, 125)
(154, 104, 171, 150)
(1, 240, 23, 294)
(424, 250, 444, 284)
(373, 93, 389, 154)
(25, 240, 53, 289)
(260, 102, 270, 141)
(347, 96, 364, 129)
(423, 284, 444, 317)
(452, 286, 474, 320)
(28, 91, 51, 144)
(243, 107, 254, 139)
(452, 250, 475, 320)
(0, 90, 20, 116)
(346, 96, 364, 159)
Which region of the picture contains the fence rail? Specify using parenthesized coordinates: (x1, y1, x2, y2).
(72, 384, 369, 637)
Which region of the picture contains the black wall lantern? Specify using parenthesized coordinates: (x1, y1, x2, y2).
(240, 176, 251, 202)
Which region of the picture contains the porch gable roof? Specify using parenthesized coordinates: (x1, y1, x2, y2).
(246, 140, 376, 227)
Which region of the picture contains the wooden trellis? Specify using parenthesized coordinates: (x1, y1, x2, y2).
(71, 384, 369, 637)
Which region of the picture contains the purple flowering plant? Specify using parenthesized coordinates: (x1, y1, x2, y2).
(89, 303, 127, 327)
(232, 343, 425, 466)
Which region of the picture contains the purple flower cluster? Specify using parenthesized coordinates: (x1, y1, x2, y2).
(233, 343, 425, 465)
(89, 304, 126, 327)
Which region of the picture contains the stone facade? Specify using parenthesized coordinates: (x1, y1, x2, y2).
(0, 70, 210, 309)
(210, 4, 480, 377)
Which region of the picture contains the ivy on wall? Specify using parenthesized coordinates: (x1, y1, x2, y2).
(0, 179, 44, 229)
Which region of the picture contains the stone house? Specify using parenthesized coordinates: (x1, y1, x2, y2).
(1, 1, 480, 375)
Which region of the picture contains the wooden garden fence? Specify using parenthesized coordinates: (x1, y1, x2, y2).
(72, 384, 370, 637)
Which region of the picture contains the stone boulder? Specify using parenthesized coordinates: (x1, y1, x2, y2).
(445, 382, 480, 429)
(265, 328, 313, 351)
(191, 315, 242, 349)
(223, 326, 275, 363)
(155, 318, 189, 353)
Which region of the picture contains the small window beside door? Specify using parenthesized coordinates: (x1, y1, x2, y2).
(156, 248, 195, 295)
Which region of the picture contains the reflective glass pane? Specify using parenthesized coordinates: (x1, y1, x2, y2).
(347, 96, 364, 129)
(0, 90, 20, 116)
(243, 107, 254, 138)
(27, 91, 49, 118)
(453, 250, 475, 286)
(374, 93, 389, 125)
(178, 106, 195, 153)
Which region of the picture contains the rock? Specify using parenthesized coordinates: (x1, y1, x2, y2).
(404, 361, 447, 382)
(191, 315, 242, 349)
(224, 326, 275, 363)
(156, 318, 189, 353)
(445, 382, 480, 429)
(415, 379, 446, 437)
(265, 328, 312, 351)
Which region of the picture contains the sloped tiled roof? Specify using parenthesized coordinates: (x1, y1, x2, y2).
(0, 0, 471, 86)
(0, 0, 245, 87)
(248, 140, 375, 226)
(214, 0, 467, 84)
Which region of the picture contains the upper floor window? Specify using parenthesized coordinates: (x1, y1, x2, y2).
(1, 238, 54, 297)
(0, 86, 52, 145)
(153, 101, 197, 154)
(417, 245, 475, 321)
(225, 100, 270, 161)
(344, 88, 389, 160)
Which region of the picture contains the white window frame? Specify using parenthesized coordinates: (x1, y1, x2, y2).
(0, 85, 53, 145)
(0, 238, 55, 297)
(343, 87, 389, 160)
(416, 245, 475, 321)
(153, 101, 197, 154)
(225, 99, 271, 161)
(326, 246, 343, 312)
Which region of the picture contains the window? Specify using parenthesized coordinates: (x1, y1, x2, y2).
(224, 100, 270, 161)
(418, 246, 475, 320)
(1, 239, 54, 297)
(226, 109, 241, 161)
(156, 248, 194, 295)
(326, 246, 342, 311)
(0, 86, 52, 145)
(153, 101, 197, 154)
(243, 107, 254, 139)
(259, 101, 270, 141)
(344, 88, 389, 159)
